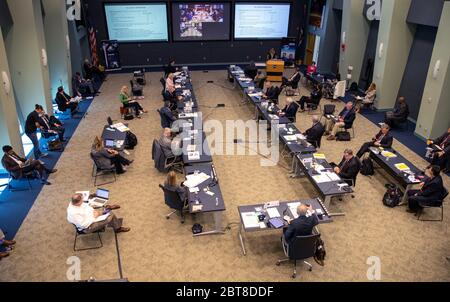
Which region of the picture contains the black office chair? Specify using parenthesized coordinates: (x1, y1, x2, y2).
(269, 86, 282, 105)
(159, 184, 188, 223)
(130, 80, 143, 97)
(276, 233, 320, 278)
(309, 126, 326, 149)
(5, 170, 36, 191)
(320, 104, 336, 123)
(340, 158, 361, 199)
(72, 224, 104, 251)
(90, 152, 117, 187)
(151, 139, 183, 174)
(307, 95, 322, 115)
(417, 188, 448, 222)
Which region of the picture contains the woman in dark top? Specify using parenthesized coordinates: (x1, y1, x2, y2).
(164, 171, 186, 201)
(91, 136, 132, 174)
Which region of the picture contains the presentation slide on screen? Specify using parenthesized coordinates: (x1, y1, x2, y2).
(104, 3, 168, 42)
(172, 3, 231, 41)
(234, 3, 290, 39)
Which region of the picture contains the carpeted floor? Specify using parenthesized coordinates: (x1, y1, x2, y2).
(0, 70, 449, 282)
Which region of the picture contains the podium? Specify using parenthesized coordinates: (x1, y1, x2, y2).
(266, 60, 285, 82)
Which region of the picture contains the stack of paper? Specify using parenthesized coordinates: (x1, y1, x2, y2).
(325, 172, 340, 181)
(395, 163, 410, 171)
(313, 153, 326, 160)
(241, 212, 260, 228)
(284, 135, 297, 141)
(288, 202, 301, 219)
(183, 172, 210, 188)
(267, 207, 281, 218)
(188, 151, 200, 160)
(111, 123, 130, 132)
(296, 133, 306, 140)
(381, 151, 397, 158)
(313, 174, 332, 183)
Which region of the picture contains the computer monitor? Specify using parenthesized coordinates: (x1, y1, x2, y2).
(105, 139, 114, 148)
(96, 188, 110, 200)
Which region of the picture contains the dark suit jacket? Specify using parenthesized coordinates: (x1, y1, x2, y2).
(265, 86, 280, 101)
(305, 122, 325, 146)
(433, 133, 450, 154)
(1, 152, 26, 179)
(160, 106, 176, 129)
(55, 92, 72, 111)
(418, 175, 445, 201)
(338, 108, 356, 128)
(393, 103, 409, 121)
(284, 215, 319, 245)
(338, 156, 360, 182)
(372, 131, 393, 148)
(244, 65, 258, 80)
(281, 103, 299, 121)
(310, 89, 323, 105)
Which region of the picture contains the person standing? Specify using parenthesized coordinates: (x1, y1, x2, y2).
(25, 105, 47, 159)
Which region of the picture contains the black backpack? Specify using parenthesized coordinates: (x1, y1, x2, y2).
(336, 131, 351, 141)
(382, 183, 403, 207)
(360, 158, 374, 176)
(48, 140, 64, 152)
(192, 223, 203, 234)
(125, 131, 138, 150)
(314, 237, 326, 266)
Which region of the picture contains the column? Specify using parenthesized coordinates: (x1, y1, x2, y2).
(415, 2, 450, 139)
(4, 0, 53, 119)
(372, 0, 414, 110)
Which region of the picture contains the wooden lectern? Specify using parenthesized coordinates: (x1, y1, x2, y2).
(266, 60, 285, 82)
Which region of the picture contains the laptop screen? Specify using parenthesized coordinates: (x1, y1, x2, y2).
(96, 188, 109, 199)
(105, 139, 114, 148)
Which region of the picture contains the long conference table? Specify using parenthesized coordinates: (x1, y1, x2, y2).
(228, 65, 353, 215)
(173, 68, 226, 236)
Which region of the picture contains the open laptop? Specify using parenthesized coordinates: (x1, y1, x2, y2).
(89, 188, 109, 208)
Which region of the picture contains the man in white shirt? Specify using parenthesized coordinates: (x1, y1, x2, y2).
(67, 193, 130, 234)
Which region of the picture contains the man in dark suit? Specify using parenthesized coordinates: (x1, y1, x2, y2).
(55, 86, 78, 114)
(244, 61, 258, 80)
(1, 145, 56, 185)
(407, 165, 446, 213)
(25, 104, 46, 159)
(356, 124, 393, 158)
(38, 110, 66, 142)
(159, 101, 177, 129)
(72, 72, 95, 97)
(429, 128, 450, 172)
(384, 96, 409, 128)
(304, 115, 325, 148)
(164, 59, 178, 78)
(278, 98, 299, 122)
(283, 204, 319, 247)
(298, 84, 323, 111)
(332, 149, 361, 186)
(282, 66, 301, 89)
(263, 81, 280, 103)
(326, 102, 356, 140)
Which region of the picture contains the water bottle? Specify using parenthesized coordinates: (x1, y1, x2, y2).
(215, 197, 219, 207)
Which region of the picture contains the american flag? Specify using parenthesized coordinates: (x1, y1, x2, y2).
(88, 27, 99, 66)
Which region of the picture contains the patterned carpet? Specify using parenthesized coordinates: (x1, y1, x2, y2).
(0, 70, 449, 281)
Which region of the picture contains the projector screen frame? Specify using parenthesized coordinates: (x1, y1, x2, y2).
(233, 1, 292, 41)
(103, 1, 171, 43)
(170, 1, 232, 43)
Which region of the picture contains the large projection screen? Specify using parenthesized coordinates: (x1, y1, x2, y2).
(234, 3, 291, 39)
(172, 2, 231, 41)
(104, 3, 169, 42)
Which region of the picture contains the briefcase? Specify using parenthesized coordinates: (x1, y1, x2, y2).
(336, 131, 351, 141)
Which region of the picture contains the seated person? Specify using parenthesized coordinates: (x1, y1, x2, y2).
(55, 86, 78, 114)
(332, 149, 360, 186)
(407, 165, 446, 213)
(356, 124, 393, 158)
(355, 82, 376, 110)
(254, 71, 266, 90)
(159, 128, 182, 158)
(282, 204, 319, 248)
(38, 108, 66, 142)
(298, 84, 322, 111)
(263, 81, 280, 102)
(91, 136, 132, 175)
(325, 102, 356, 140)
(164, 171, 187, 202)
(282, 66, 301, 88)
(428, 128, 450, 173)
(1, 145, 56, 185)
(164, 59, 178, 78)
(67, 193, 130, 234)
(384, 97, 409, 128)
(72, 72, 96, 97)
(0, 228, 16, 261)
(83, 59, 105, 86)
(160, 101, 177, 129)
(303, 115, 325, 147)
(278, 97, 299, 122)
(244, 61, 258, 80)
(119, 86, 147, 118)
(307, 61, 317, 74)
(266, 48, 278, 60)
(165, 73, 176, 95)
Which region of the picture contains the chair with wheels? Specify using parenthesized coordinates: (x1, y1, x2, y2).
(159, 184, 188, 223)
(276, 233, 320, 278)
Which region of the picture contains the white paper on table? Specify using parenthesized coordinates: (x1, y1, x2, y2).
(188, 151, 200, 160)
(189, 187, 199, 193)
(296, 133, 306, 140)
(284, 135, 297, 141)
(325, 172, 341, 181)
(267, 207, 281, 218)
(183, 172, 210, 188)
(288, 202, 301, 219)
(259, 222, 267, 229)
(241, 212, 260, 228)
(312, 174, 332, 183)
(111, 123, 130, 132)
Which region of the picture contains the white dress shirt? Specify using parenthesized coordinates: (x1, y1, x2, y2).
(67, 202, 95, 231)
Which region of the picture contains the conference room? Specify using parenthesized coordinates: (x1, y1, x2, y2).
(0, 0, 449, 286)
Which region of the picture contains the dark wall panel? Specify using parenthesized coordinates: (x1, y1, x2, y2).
(407, 0, 444, 27)
(0, 0, 13, 30)
(359, 21, 379, 90)
(84, 0, 306, 67)
(397, 25, 437, 121)
(333, 0, 343, 11)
